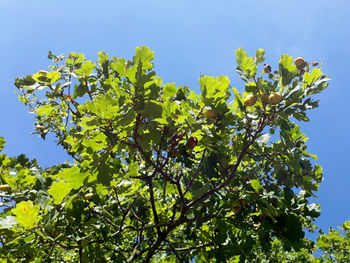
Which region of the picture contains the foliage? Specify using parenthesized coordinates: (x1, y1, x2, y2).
(315, 221, 350, 262)
(255, 221, 350, 263)
(0, 46, 337, 262)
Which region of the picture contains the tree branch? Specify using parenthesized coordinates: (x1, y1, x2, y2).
(186, 113, 272, 209)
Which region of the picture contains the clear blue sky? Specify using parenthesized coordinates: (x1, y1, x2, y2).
(1, 0, 349, 233)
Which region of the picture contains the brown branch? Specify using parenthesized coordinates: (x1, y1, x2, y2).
(132, 114, 177, 185)
(145, 176, 162, 235)
(186, 112, 272, 209)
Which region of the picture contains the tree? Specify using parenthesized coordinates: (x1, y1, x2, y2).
(0, 46, 335, 262)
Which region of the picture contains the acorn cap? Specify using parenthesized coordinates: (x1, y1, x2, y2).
(264, 64, 271, 73)
(295, 57, 307, 69)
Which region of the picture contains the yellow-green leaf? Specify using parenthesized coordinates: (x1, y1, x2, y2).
(47, 71, 61, 84)
(12, 201, 40, 229)
(48, 180, 72, 204)
(304, 68, 322, 87)
(75, 61, 95, 77)
(250, 179, 262, 192)
(235, 48, 257, 77)
(133, 46, 155, 70)
(57, 166, 88, 190)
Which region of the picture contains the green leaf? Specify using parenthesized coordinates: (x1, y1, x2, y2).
(47, 71, 61, 84)
(83, 133, 108, 152)
(0, 216, 17, 229)
(142, 101, 162, 119)
(133, 46, 155, 70)
(192, 182, 211, 199)
(74, 83, 87, 98)
(66, 52, 85, 66)
(87, 93, 119, 119)
(37, 190, 51, 210)
(98, 51, 109, 66)
(231, 87, 244, 111)
(0, 137, 5, 151)
(36, 104, 56, 117)
(126, 161, 139, 178)
(162, 83, 177, 99)
(11, 201, 41, 229)
(48, 180, 72, 204)
(32, 71, 50, 83)
(255, 49, 265, 63)
(152, 118, 169, 125)
(75, 61, 95, 77)
(57, 166, 88, 190)
(279, 54, 297, 73)
(199, 75, 230, 106)
(94, 163, 114, 186)
(250, 179, 262, 192)
(279, 54, 298, 86)
(111, 57, 127, 76)
(235, 48, 257, 77)
(245, 82, 258, 93)
(228, 255, 240, 263)
(257, 134, 270, 146)
(118, 109, 135, 126)
(304, 68, 322, 87)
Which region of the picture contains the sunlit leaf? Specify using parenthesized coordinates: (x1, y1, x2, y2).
(133, 45, 155, 70)
(48, 180, 72, 204)
(235, 48, 257, 77)
(75, 61, 95, 77)
(57, 166, 88, 190)
(12, 201, 40, 229)
(250, 179, 262, 192)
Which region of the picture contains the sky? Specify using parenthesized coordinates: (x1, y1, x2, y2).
(0, 0, 349, 234)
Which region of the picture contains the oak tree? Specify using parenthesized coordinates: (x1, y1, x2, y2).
(0, 46, 335, 262)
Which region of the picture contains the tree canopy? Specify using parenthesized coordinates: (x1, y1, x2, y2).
(1, 46, 347, 262)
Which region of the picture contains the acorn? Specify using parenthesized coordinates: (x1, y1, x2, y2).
(269, 92, 283, 104)
(244, 94, 257, 106)
(260, 93, 270, 104)
(204, 110, 219, 119)
(37, 70, 48, 76)
(264, 64, 271, 73)
(35, 125, 45, 132)
(187, 137, 198, 148)
(84, 193, 94, 200)
(0, 184, 11, 191)
(294, 57, 307, 69)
